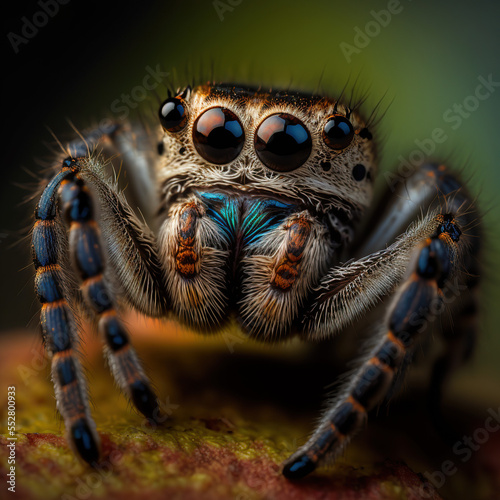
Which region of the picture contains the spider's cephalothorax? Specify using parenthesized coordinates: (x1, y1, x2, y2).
(32, 83, 481, 479)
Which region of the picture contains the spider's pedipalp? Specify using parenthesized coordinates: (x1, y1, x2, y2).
(239, 210, 332, 340)
(159, 196, 231, 330)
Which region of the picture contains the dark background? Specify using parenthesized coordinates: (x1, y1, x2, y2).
(3, 0, 500, 386)
(4, 0, 162, 329)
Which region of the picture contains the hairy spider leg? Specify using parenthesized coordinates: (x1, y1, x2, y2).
(356, 162, 482, 445)
(33, 161, 100, 465)
(33, 158, 163, 464)
(283, 217, 463, 479)
(61, 161, 162, 421)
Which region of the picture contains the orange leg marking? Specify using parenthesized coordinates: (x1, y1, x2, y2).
(176, 203, 200, 279)
(271, 217, 311, 291)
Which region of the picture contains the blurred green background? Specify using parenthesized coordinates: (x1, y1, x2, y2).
(3, 0, 500, 386)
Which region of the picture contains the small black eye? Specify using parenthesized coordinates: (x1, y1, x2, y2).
(159, 97, 187, 132)
(323, 115, 354, 150)
(320, 161, 331, 172)
(193, 107, 244, 164)
(352, 164, 366, 181)
(358, 127, 372, 140)
(255, 113, 312, 172)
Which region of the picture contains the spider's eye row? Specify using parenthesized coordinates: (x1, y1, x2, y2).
(254, 113, 312, 172)
(160, 100, 360, 168)
(159, 97, 187, 132)
(323, 115, 355, 151)
(192, 107, 245, 165)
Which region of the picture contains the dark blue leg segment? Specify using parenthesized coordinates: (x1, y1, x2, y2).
(282, 453, 318, 480)
(70, 418, 101, 465)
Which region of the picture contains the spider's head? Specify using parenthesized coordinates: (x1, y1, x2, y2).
(157, 83, 377, 215)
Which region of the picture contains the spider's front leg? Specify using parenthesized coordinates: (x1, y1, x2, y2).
(32, 156, 168, 465)
(283, 163, 480, 479)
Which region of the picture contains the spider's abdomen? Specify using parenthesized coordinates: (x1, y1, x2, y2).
(158, 191, 334, 339)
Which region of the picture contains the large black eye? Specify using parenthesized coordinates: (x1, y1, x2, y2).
(159, 97, 187, 132)
(254, 113, 312, 172)
(192, 107, 244, 164)
(323, 115, 354, 150)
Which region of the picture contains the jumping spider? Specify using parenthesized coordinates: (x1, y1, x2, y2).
(32, 83, 480, 479)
